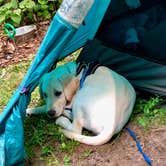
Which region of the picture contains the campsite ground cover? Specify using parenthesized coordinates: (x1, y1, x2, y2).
(0, 24, 166, 166)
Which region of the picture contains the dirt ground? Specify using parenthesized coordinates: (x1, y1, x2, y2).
(0, 23, 166, 166)
(31, 122, 166, 166)
(0, 22, 49, 68)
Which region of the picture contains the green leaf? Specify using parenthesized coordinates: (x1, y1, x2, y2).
(27, 12, 34, 20)
(26, 0, 36, 9)
(37, 10, 51, 19)
(40, 146, 53, 157)
(5, 10, 12, 19)
(137, 117, 147, 127)
(13, 9, 22, 15)
(38, 0, 48, 5)
(48, 4, 54, 11)
(41, 4, 48, 10)
(0, 0, 3, 6)
(0, 2, 12, 12)
(33, 4, 41, 11)
(19, 0, 35, 10)
(9, 14, 22, 26)
(11, 0, 18, 9)
(0, 13, 5, 24)
(42, 10, 51, 19)
(37, 11, 42, 17)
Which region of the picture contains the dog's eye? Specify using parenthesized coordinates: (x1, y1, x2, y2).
(54, 91, 62, 97)
(43, 93, 47, 98)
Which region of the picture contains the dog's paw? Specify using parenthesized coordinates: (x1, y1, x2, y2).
(125, 0, 141, 9)
(56, 116, 71, 129)
(26, 108, 33, 116)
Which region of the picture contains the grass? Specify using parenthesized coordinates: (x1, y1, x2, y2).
(0, 54, 166, 165)
(133, 96, 166, 129)
(0, 57, 33, 111)
(24, 114, 80, 164)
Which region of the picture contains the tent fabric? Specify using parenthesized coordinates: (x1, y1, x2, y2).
(97, 0, 166, 65)
(76, 39, 166, 96)
(0, 14, 77, 166)
(0, 0, 110, 165)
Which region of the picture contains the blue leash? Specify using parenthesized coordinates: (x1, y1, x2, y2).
(65, 65, 89, 111)
(126, 127, 153, 166)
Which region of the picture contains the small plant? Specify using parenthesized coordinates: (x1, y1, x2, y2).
(82, 150, 93, 158)
(59, 139, 80, 153)
(47, 156, 59, 166)
(0, 0, 62, 27)
(0, 0, 34, 26)
(63, 155, 71, 166)
(40, 145, 53, 157)
(134, 96, 166, 129)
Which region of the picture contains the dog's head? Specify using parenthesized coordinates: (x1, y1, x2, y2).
(39, 62, 79, 118)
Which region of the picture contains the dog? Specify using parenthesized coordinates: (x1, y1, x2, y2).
(27, 62, 136, 145)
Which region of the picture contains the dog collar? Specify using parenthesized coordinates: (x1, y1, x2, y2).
(64, 107, 72, 111)
(63, 64, 89, 113)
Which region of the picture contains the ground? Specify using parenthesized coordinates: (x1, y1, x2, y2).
(0, 21, 49, 67)
(0, 23, 166, 166)
(31, 122, 166, 166)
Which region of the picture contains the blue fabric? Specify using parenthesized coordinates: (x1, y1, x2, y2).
(0, 0, 110, 165)
(0, 14, 76, 165)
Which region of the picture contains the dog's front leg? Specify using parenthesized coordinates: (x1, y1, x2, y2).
(26, 105, 47, 116)
(56, 116, 73, 130)
(56, 117, 82, 134)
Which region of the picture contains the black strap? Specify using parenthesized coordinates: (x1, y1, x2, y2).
(76, 61, 102, 77)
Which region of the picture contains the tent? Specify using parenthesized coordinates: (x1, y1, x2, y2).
(0, 0, 165, 165)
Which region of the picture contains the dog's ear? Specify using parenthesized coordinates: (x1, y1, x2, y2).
(63, 77, 80, 102)
(65, 62, 77, 75)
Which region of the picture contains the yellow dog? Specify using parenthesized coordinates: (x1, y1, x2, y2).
(27, 62, 136, 145)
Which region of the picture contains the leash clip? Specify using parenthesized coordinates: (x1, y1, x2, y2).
(20, 87, 30, 94)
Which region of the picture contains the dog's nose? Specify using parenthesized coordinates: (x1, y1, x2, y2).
(47, 110, 55, 117)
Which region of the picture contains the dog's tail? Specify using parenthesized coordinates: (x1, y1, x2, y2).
(62, 126, 115, 146)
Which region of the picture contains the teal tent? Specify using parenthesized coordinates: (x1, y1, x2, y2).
(0, 0, 166, 165)
(0, 0, 109, 165)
